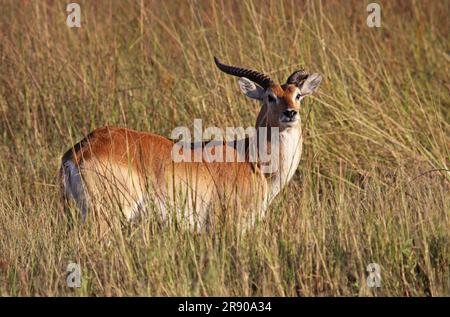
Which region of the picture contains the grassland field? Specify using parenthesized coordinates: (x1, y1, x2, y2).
(0, 0, 448, 296)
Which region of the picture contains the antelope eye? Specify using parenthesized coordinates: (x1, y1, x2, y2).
(295, 93, 301, 101)
(268, 94, 276, 103)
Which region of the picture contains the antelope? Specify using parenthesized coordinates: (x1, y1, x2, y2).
(60, 57, 322, 231)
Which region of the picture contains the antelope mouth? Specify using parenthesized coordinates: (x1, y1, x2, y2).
(279, 117, 299, 127)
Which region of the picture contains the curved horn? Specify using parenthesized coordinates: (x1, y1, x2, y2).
(285, 69, 309, 87)
(214, 56, 274, 89)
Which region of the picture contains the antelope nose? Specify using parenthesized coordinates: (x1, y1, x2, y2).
(283, 109, 297, 119)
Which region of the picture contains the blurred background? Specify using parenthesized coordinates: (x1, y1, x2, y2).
(0, 0, 448, 296)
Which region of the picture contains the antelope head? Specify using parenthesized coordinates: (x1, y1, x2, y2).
(214, 56, 322, 130)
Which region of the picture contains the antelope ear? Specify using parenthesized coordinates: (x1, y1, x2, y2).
(299, 73, 322, 96)
(238, 77, 265, 100)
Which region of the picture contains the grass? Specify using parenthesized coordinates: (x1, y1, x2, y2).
(0, 0, 449, 296)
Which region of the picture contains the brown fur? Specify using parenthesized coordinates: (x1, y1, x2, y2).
(62, 126, 267, 230)
(61, 74, 320, 231)
(256, 84, 301, 128)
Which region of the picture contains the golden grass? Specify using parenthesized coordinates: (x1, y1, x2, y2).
(0, 0, 448, 296)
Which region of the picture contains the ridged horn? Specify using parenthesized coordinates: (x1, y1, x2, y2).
(285, 69, 309, 87)
(214, 56, 274, 89)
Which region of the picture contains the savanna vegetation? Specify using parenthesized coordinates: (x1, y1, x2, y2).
(0, 0, 448, 296)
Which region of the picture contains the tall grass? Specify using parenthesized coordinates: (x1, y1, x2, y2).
(0, 0, 448, 296)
